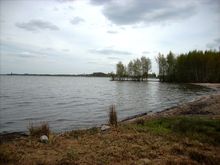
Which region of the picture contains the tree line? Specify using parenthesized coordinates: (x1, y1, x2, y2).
(112, 56, 152, 81)
(156, 50, 220, 83)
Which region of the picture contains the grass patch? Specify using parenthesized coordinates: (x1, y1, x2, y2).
(66, 147, 79, 161)
(67, 127, 99, 139)
(28, 122, 50, 137)
(134, 116, 220, 144)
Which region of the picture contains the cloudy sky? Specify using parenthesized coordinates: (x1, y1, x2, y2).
(0, 0, 219, 74)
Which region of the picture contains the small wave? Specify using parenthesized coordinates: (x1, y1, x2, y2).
(54, 119, 73, 122)
(55, 100, 79, 105)
(0, 95, 10, 98)
(5, 121, 15, 124)
(11, 101, 33, 107)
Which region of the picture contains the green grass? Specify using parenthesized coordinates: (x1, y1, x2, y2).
(133, 116, 220, 145)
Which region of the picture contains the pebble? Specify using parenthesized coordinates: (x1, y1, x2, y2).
(40, 135, 49, 143)
(101, 125, 110, 131)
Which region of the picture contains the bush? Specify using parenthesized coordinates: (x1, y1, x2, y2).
(28, 122, 50, 137)
(109, 105, 117, 126)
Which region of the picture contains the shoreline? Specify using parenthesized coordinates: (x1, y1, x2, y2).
(1, 89, 219, 142)
(1, 83, 220, 164)
(121, 92, 220, 123)
(1, 83, 219, 138)
(121, 83, 220, 123)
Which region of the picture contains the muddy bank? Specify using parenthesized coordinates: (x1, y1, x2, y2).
(123, 93, 220, 123)
(191, 83, 220, 90)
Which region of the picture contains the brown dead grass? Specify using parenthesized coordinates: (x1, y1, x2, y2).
(1, 123, 220, 165)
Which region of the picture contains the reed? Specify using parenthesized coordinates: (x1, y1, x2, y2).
(109, 105, 117, 126)
(28, 122, 50, 137)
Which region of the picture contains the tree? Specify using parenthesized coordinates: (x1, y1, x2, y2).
(133, 58, 142, 81)
(156, 50, 220, 83)
(116, 61, 125, 80)
(141, 56, 151, 80)
(156, 53, 167, 82)
(127, 61, 134, 78)
(110, 71, 116, 81)
(166, 51, 176, 82)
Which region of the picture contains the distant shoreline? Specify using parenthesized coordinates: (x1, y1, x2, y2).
(0, 72, 111, 78)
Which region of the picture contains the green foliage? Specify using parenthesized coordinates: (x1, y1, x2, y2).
(156, 50, 220, 82)
(134, 117, 220, 144)
(156, 53, 167, 82)
(116, 61, 126, 80)
(114, 56, 151, 81)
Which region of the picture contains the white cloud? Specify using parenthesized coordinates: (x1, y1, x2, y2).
(15, 19, 59, 31)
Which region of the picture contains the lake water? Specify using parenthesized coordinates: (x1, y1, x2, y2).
(0, 76, 214, 133)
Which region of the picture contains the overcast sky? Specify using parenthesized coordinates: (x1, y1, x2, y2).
(0, 0, 219, 74)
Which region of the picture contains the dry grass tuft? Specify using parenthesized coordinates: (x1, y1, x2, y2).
(135, 118, 145, 125)
(188, 150, 219, 165)
(0, 146, 14, 163)
(28, 122, 50, 137)
(109, 105, 117, 126)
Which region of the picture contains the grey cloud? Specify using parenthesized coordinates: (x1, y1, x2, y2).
(42, 47, 54, 51)
(62, 49, 70, 52)
(70, 17, 84, 25)
(206, 38, 220, 49)
(1, 41, 60, 59)
(107, 30, 118, 34)
(87, 61, 99, 64)
(53, 7, 59, 11)
(214, 38, 220, 43)
(142, 51, 150, 55)
(56, 0, 75, 3)
(3, 50, 38, 58)
(91, 0, 197, 25)
(15, 19, 59, 31)
(69, 6, 74, 10)
(17, 52, 36, 58)
(89, 48, 132, 55)
(108, 56, 121, 60)
(206, 43, 215, 49)
(90, 0, 112, 5)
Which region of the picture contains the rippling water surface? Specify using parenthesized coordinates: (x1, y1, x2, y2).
(0, 76, 213, 133)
